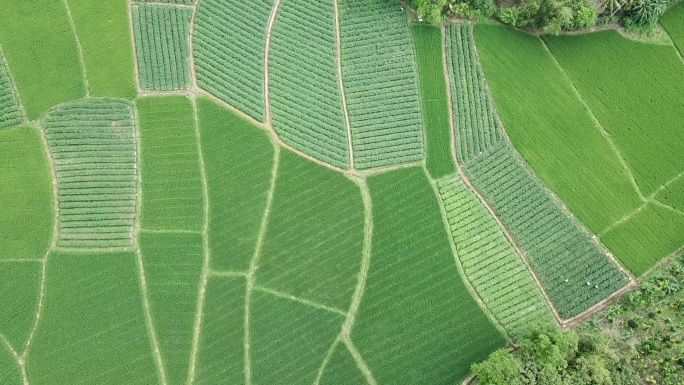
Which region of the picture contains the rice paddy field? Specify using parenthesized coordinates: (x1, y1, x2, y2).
(0, 1, 682, 383)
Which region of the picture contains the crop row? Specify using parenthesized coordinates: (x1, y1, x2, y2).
(0, 51, 21, 129)
(464, 142, 628, 318)
(436, 175, 555, 335)
(445, 24, 504, 164)
(194, 0, 274, 121)
(338, 0, 424, 169)
(133, 4, 192, 91)
(43, 99, 137, 249)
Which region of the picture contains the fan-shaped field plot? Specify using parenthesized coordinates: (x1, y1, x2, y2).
(436, 175, 555, 335)
(0, 126, 53, 259)
(320, 343, 368, 385)
(139, 232, 204, 385)
(0, 0, 84, 119)
(472, 24, 641, 233)
(197, 98, 276, 271)
(194, 276, 246, 385)
(26, 251, 158, 385)
(133, 4, 192, 91)
(66, 0, 136, 98)
(338, 0, 424, 169)
(269, 0, 350, 169)
(194, 0, 274, 121)
(138, 96, 203, 231)
(0, 50, 22, 129)
(256, 149, 364, 311)
(0, 262, 42, 350)
(352, 167, 506, 384)
(44, 99, 137, 249)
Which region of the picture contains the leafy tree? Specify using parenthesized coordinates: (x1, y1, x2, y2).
(411, 0, 447, 24)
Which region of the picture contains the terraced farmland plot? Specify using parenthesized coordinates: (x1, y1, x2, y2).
(194, 0, 274, 121)
(436, 175, 555, 335)
(0, 127, 53, 259)
(0, 0, 85, 119)
(464, 142, 628, 318)
(133, 4, 193, 91)
(138, 96, 203, 231)
(353, 167, 506, 384)
(472, 24, 641, 233)
(269, 0, 350, 168)
(338, 0, 425, 169)
(43, 99, 137, 249)
(0, 50, 22, 128)
(197, 97, 275, 271)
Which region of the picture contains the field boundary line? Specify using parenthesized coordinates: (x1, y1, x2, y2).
(130, 1, 195, 9)
(333, 0, 354, 170)
(440, 24, 563, 326)
(0, 259, 43, 263)
(0, 46, 28, 123)
(538, 37, 646, 202)
(652, 199, 684, 216)
(128, 2, 143, 94)
(354, 161, 423, 177)
(253, 286, 347, 316)
(263, 0, 282, 126)
(342, 337, 377, 385)
(313, 337, 341, 385)
(428, 168, 510, 341)
(659, 23, 684, 64)
(207, 270, 248, 278)
(187, 0, 199, 92)
(140, 228, 202, 235)
(52, 246, 135, 254)
(61, 0, 90, 97)
(562, 279, 636, 328)
(187, 95, 210, 385)
(244, 144, 280, 385)
(1, 334, 27, 385)
(138, 90, 196, 97)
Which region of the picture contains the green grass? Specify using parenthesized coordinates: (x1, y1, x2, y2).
(194, 0, 274, 121)
(27, 251, 158, 384)
(197, 97, 275, 271)
(320, 343, 367, 384)
(138, 96, 204, 231)
(544, 30, 684, 197)
(67, 0, 137, 98)
(411, 25, 456, 179)
(0, 344, 20, 384)
(465, 142, 628, 317)
(0, 261, 42, 349)
(338, 0, 424, 169)
(656, 177, 684, 212)
(194, 276, 246, 385)
(44, 99, 136, 249)
(601, 204, 684, 276)
(436, 175, 555, 335)
(133, 4, 192, 91)
(0, 0, 85, 119)
(353, 167, 506, 384)
(250, 291, 343, 385)
(0, 50, 22, 128)
(139, 232, 204, 385)
(269, 0, 349, 168)
(0, 126, 53, 259)
(661, 1, 684, 56)
(473, 24, 642, 232)
(256, 149, 364, 310)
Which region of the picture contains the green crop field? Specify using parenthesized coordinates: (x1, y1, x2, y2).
(1, 1, 683, 384)
(138, 96, 204, 231)
(269, 0, 350, 169)
(133, 3, 193, 91)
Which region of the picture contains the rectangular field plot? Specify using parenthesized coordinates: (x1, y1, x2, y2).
(353, 167, 506, 384)
(0, 127, 53, 259)
(194, 276, 246, 385)
(26, 252, 158, 385)
(544, 31, 684, 197)
(250, 290, 343, 385)
(0, 261, 42, 349)
(194, 0, 274, 121)
(43, 99, 137, 249)
(139, 232, 204, 385)
(0, 50, 22, 128)
(436, 175, 556, 335)
(338, 0, 424, 169)
(472, 24, 642, 233)
(601, 204, 684, 276)
(138, 96, 203, 231)
(256, 149, 364, 311)
(197, 98, 275, 271)
(269, 0, 350, 168)
(464, 142, 628, 318)
(67, 0, 136, 98)
(412, 25, 455, 179)
(0, 0, 85, 119)
(133, 4, 192, 91)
